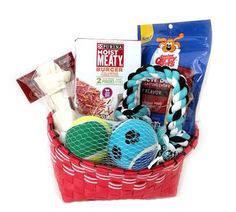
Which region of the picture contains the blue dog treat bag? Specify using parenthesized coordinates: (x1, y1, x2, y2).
(138, 20, 212, 135)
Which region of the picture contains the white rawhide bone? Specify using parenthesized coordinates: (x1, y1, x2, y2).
(34, 61, 77, 142)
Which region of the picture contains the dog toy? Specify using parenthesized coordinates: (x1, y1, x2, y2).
(34, 61, 77, 142)
(115, 65, 191, 167)
(108, 119, 160, 170)
(65, 116, 111, 163)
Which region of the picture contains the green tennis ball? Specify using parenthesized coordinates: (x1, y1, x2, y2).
(65, 116, 111, 163)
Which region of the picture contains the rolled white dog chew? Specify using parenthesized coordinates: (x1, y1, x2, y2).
(34, 62, 71, 96)
(52, 108, 77, 141)
(34, 61, 77, 143)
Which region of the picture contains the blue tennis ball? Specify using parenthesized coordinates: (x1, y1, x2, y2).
(108, 119, 159, 170)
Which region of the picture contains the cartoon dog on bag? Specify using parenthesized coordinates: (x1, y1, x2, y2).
(150, 33, 184, 68)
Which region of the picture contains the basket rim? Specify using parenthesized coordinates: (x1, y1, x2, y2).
(47, 113, 198, 174)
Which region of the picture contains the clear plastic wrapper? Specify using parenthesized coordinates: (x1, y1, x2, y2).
(17, 52, 77, 142)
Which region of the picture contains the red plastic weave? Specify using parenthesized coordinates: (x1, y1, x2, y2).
(47, 113, 199, 202)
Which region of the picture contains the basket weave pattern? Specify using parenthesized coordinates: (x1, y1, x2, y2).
(47, 113, 198, 202)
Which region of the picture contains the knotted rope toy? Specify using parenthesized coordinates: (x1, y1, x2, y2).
(115, 65, 191, 168)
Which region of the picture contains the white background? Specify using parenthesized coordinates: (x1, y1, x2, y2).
(0, 0, 236, 211)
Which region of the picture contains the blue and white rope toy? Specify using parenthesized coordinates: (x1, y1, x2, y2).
(115, 65, 191, 168)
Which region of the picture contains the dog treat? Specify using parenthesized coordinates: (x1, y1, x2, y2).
(138, 20, 212, 135)
(75, 38, 141, 120)
(17, 52, 75, 103)
(17, 53, 77, 142)
(34, 61, 77, 142)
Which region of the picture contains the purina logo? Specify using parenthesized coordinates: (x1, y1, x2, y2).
(97, 43, 123, 50)
(96, 43, 124, 68)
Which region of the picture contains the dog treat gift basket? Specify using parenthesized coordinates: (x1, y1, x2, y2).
(17, 20, 211, 202)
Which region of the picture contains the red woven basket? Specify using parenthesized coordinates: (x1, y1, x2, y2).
(47, 113, 199, 202)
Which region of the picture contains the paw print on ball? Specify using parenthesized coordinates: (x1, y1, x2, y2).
(112, 145, 122, 160)
(125, 130, 140, 144)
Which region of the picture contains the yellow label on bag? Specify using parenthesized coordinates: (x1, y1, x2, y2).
(140, 24, 154, 44)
